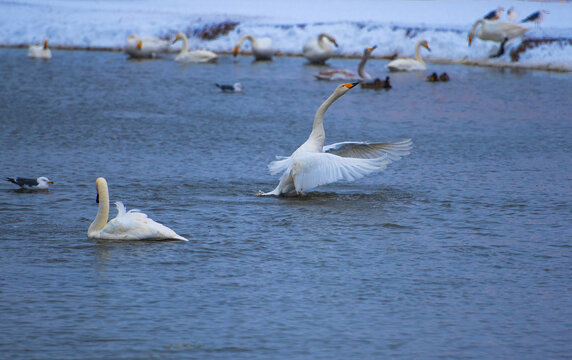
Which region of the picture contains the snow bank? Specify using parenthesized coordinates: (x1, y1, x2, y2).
(1, 0, 571, 71)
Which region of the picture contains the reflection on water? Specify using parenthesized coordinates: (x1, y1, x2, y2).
(0, 49, 571, 359)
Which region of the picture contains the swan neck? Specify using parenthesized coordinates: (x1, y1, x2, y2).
(357, 51, 370, 79)
(237, 35, 255, 49)
(309, 91, 341, 144)
(180, 34, 189, 53)
(88, 181, 109, 235)
(470, 20, 484, 38)
(415, 42, 425, 64)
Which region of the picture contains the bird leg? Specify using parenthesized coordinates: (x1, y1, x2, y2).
(490, 37, 508, 58)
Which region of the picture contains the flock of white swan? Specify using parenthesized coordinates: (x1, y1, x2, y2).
(18, 8, 544, 241)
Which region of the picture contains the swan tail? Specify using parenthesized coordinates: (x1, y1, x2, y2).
(114, 201, 127, 217)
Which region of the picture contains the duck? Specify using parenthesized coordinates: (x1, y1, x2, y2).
(87, 177, 187, 241)
(173, 32, 218, 64)
(468, 19, 529, 58)
(257, 83, 412, 196)
(233, 35, 273, 61)
(315, 46, 376, 81)
(386, 40, 431, 72)
(303, 33, 338, 64)
(6, 176, 53, 191)
(483, 7, 504, 20)
(215, 83, 244, 92)
(361, 76, 392, 90)
(124, 34, 170, 59)
(28, 39, 52, 59)
(439, 72, 450, 82)
(427, 72, 439, 82)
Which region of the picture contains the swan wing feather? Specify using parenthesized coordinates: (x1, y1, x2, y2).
(324, 139, 413, 160)
(291, 152, 391, 193)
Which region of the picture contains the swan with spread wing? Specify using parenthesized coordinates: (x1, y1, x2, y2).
(258, 83, 412, 196)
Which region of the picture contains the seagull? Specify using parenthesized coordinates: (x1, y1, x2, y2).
(483, 7, 505, 20)
(6, 176, 53, 191)
(215, 83, 244, 92)
(521, 10, 549, 27)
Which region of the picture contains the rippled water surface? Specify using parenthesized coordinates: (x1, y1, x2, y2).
(1, 49, 571, 359)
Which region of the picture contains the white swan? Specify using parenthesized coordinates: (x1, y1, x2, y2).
(88, 177, 187, 241)
(28, 39, 51, 59)
(303, 33, 338, 64)
(315, 46, 376, 81)
(173, 32, 218, 64)
(233, 35, 273, 61)
(258, 83, 412, 196)
(125, 34, 169, 59)
(386, 40, 431, 72)
(468, 20, 529, 57)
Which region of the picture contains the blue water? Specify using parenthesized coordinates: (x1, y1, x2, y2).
(0, 49, 571, 359)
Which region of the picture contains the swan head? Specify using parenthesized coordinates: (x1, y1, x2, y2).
(468, 34, 473, 46)
(321, 33, 338, 47)
(43, 39, 49, 49)
(364, 45, 377, 56)
(419, 40, 431, 52)
(233, 46, 239, 57)
(136, 41, 142, 50)
(172, 32, 185, 44)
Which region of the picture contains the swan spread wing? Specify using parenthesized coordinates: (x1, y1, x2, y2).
(324, 139, 413, 160)
(291, 152, 391, 193)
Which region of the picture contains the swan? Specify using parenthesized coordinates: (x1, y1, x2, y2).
(468, 20, 529, 58)
(28, 39, 51, 59)
(125, 34, 169, 59)
(303, 33, 338, 64)
(88, 177, 187, 241)
(258, 83, 412, 196)
(173, 32, 218, 64)
(386, 40, 431, 72)
(6, 176, 53, 191)
(233, 35, 273, 61)
(315, 46, 376, 81)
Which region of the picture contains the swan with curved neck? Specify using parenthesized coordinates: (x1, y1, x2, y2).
(88, 177, 187, 241)
(303, 33, 338, 64)
(233, 35, 273, 61)
(28, 38, 52, 59)
(386, 40, 430, 72)
(314, 46, 376, 81)
(125, 34, 169, 59)
(258, 83, 412, 196)
(468, 19, 529, 57)
(173, 32, 218, 63)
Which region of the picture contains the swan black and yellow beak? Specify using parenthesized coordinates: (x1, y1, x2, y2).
(333, 40, 339, 47)
(344, 82, 359, 89)
(43, 39, 49, 49)
(368, 45, 377, 52)
(233, 46, 239, 57)
(468, 36, 473, 47)
(137, 41, 142, 50)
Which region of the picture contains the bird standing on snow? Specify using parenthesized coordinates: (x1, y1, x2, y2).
(6, 176, 53, 191)
(215, 83, 244, 92)
(521, 10, 549, 28)
(483, 7, 505, 20)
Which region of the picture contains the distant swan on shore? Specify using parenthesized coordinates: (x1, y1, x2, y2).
(88, 177, 187, 241)
(233, 35, 273, 61)
(28, 38, 52, 59)
(386, 40, 430, 72)
(173, 32, 218, 63)
(468, 19, 529, 57)
(303, 33, 338, 64)
(125, 34, 170, 58)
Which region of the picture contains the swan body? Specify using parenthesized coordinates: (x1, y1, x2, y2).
(173, 32, 218, 63)
(315, 46, 376, 81)
(6, 176, 53, 191)
(28, 39, 51, 59)
(386, 40, 430, 72)
(258, 83, 412, 196)
(303, 33, 338, 64)
(125, 34, 169, 58)
(88, 177, 187, 241)
(233, 35, 273, 61)
(468, 20, 529, 45)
